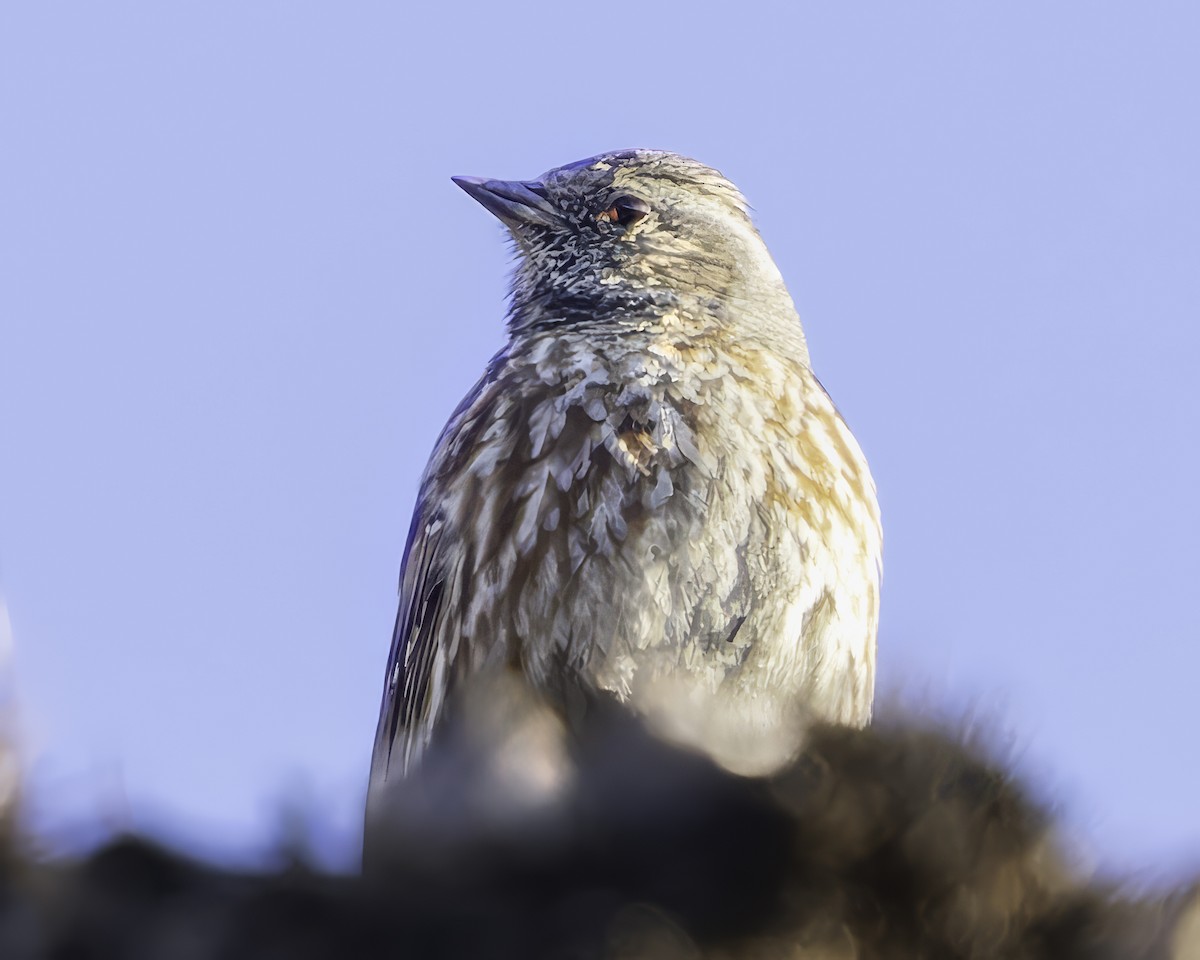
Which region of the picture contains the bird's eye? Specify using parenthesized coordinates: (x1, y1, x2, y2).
(596, 195, 651, 228)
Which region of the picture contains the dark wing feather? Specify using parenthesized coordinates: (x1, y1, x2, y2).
(369, 505, 452, 788)
(368, 363, 508, 792)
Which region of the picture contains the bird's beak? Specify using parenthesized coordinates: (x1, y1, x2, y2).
(452, 176, 561, 230)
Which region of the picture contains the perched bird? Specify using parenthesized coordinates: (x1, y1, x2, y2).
(369, 150, 881, 803)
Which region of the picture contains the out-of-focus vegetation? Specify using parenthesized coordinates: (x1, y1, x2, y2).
(2, 698, 1197, 959)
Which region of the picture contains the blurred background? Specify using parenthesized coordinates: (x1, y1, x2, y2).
(1, 2, 1197, 875)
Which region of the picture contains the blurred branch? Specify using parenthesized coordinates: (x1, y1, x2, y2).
(2, 701, 1197, 958)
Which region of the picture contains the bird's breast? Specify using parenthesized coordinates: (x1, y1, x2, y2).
(429, 330, 880, 772)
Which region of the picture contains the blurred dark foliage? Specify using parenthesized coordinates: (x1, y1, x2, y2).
(4, 703, 1198, 959)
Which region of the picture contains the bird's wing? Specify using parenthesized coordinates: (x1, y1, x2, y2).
(369, 501, 460, 789)
(368, 365, 508, 792)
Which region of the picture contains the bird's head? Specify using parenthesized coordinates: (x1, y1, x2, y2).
(453, 149, 800, 337)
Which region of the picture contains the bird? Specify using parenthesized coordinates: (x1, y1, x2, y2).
(368, 149, 881, 805)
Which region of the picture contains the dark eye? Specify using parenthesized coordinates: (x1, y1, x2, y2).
(597, 194, 650, 228)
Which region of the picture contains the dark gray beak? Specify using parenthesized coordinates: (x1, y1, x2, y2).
(452, 176, 561, 229)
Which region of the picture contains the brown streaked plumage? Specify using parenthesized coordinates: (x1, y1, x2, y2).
(368, 150, 881, 813)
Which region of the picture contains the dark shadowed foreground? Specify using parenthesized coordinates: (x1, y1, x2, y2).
(5, 701, 1199, 959)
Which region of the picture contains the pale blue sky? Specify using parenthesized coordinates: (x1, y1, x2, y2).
(2, 3, 1197, 874)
